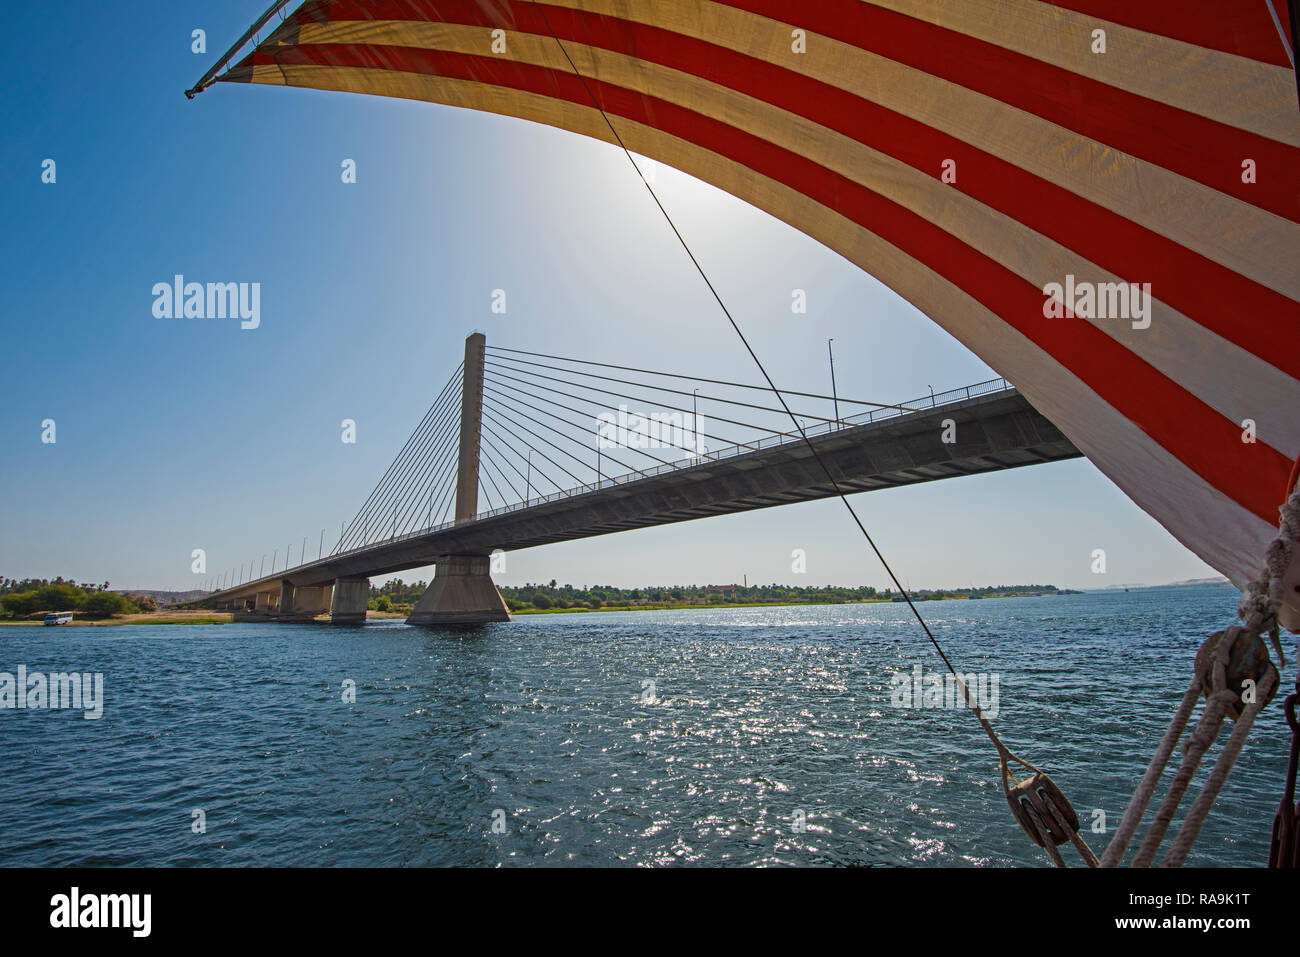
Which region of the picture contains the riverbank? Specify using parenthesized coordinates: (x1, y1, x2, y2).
(0, 608, 419, 627)
(0, 609, 233, 626)
(0, 593, 1068, 626)
(508, 593, 1071, 614)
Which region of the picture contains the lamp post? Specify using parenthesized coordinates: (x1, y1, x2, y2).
(693, 388, 700, 458)
(828, 338, 839, 426)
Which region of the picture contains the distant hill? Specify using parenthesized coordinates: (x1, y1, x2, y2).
(118, 589, 208, 604)
(1090, 577, 1230, 591)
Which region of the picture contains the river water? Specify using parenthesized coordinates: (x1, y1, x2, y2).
(0, 584, 1291, 867)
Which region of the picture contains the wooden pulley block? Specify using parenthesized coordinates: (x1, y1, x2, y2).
(1006, 771, 1080, 847)
(1278, 546, 1300, 634)
(1195, 626, 1279, 720)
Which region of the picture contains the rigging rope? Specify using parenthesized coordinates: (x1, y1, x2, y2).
(1102, 474, 1298, 867)
(530, 0, 1099, 867)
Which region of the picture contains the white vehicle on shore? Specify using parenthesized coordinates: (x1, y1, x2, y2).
(43, 612, 74, 626)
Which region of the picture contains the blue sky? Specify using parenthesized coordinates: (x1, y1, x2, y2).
(0, 1, 1220, 593)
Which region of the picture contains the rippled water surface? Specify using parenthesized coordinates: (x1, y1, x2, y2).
(1, 584, 1291, 867)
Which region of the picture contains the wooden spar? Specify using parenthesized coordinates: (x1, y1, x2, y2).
(184, 0, 296, 99)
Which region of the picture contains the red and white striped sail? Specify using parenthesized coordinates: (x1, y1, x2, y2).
(220, 1, 1300, 587)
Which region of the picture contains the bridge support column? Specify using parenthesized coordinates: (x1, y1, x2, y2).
(330, 577, 369, 625)
(284, 584, 332, 622)
(407, 555, 511, 626)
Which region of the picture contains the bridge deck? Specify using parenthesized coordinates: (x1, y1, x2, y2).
(210, 381, 1079, 601)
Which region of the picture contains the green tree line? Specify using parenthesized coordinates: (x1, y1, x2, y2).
(359, 577, 1067, 613)
(0, 576, 158, 619)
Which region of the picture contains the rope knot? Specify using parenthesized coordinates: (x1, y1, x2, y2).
(1194, 626, 1279, 721)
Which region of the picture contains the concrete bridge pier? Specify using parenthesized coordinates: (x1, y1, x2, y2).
(330, 577, 369, 625)
(281, 584, 332, 622)
(407, 555, 511, 626)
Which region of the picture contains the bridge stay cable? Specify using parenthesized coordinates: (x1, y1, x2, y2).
(482, 383, 674, 475)
(480, 405, 591, 490)
(382, 393, 466, 540)
(480, 418, 564, 495)
(338, 385, 460, 553)
(335, 363, 462, 555)
(482, 373, 759, 458)
(486, 346, 908, 413)
(430, 452, 460, 528)
(484, 356, 847, 426)
(344, 360, 461, 537)
(385, 407, 463, 544)
(480, 419, 565, 498)
(483, 382, 681, 472)
(483, 389, 654, 482)
(480, 404, 595, 489)
(479, 442, 525, 504)
(484, 362, 803, 437)
(335, 362, 460, 552)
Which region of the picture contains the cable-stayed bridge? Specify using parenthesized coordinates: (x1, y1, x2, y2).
(201, 333, 1080, 624)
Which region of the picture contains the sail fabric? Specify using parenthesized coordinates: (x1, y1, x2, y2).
(221, 0, 1300, 587)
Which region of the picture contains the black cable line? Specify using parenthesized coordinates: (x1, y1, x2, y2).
(480, 440, 525, 504)
(336, 364, 462, 553)
(337, 362, 461, 550)
(480, 420, 563, 496)
(389, 409, 463, 540)
(477, 469, 502, 514)
(484, 389, 643, 480)
(483, 383, 667, 475)
(432, 452, 460, 527)
(342, 380, 461, 552)
(480, 418, 564, 494)
(476, 439, 510, 513)
(484, 363, 788, 438)
(484, 380, 675, 470)
(481, 405, 588, 489)
(528, 2, 982, 722)
(419, 449, 460, 531)
(486, 355, 846, 424)
(386, 394, 464, 536)
(485, 371, 751, 457)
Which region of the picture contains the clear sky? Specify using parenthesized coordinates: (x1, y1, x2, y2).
(0, 1, 1221, 594)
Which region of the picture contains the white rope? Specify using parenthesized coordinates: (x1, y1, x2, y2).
(1103, 485, 1298, 867)
(1164, 667, 1280, 867)
(1238, 488, 1299, 665)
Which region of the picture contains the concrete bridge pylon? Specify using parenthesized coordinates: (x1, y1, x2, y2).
(407, 332, 511, 626)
